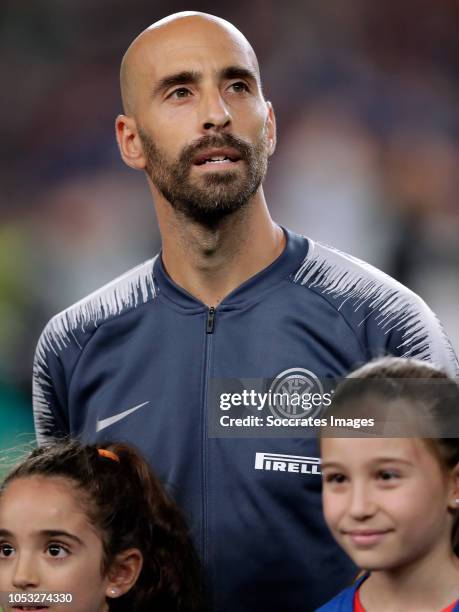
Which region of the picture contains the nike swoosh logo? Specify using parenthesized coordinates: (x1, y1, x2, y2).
(96, 401, 150, 432)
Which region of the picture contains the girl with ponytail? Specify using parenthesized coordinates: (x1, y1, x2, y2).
(0, 440, 203, 611)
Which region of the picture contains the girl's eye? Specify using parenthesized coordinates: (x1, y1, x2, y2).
(324, 473, 347, 484)
(47, 543, 69, 558)
(0, 543, 15, 558)
(378, 470, 399, 481)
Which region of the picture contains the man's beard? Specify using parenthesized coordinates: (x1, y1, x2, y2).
(138, 128, 269, 224)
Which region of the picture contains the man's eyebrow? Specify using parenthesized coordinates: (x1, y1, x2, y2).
(153, 70, 201, 97)
(220, 65, 258, 83)
(153, 66, 259, 98)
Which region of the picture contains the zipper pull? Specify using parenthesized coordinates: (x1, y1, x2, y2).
(206, 307, 216, 334)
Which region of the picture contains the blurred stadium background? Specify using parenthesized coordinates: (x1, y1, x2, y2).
(1, 0, 459, 467)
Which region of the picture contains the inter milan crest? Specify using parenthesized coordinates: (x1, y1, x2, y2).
(268, 367, 324, 419)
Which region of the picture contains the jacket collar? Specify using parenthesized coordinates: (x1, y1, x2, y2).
(153, 227, 309, 311)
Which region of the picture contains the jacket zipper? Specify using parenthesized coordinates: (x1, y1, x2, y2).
(206, 306, 216, 334)
(202, 306, 216, 575)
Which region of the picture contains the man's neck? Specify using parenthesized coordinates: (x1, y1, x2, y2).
(155, 189, 285, 307)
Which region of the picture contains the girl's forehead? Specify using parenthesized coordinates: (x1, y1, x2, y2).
(321, 437, 429, 464)
(0, 476, 91, 531)
(2, 474, 78, 500)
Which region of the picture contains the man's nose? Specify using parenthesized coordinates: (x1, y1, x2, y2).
(348, 482, 376, 520)
(12, 552, 40, 589)
(200, 90, 232, 132)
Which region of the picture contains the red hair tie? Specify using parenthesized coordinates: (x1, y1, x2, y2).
(98, 448, 120, 463)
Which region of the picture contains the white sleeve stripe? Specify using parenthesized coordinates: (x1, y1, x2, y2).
(294, 239, 459, 376)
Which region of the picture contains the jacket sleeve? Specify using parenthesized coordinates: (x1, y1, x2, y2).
(31, 257, 157, 445)
(32, 324, 71, 446)
(382, 291, 459, 378)
(292, 239, 459, 377)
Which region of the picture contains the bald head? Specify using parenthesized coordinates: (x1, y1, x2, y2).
(120, 11, 261, 116)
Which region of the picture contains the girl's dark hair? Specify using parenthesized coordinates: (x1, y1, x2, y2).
(1, 440, 203, 612)
(330, 356, 459, 555)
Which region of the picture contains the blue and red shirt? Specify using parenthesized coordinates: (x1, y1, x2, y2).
(317, 573, 459, 611)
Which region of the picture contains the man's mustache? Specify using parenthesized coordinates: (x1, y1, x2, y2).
(179, 134, 252, 165)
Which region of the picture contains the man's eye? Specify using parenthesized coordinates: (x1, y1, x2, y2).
(47, 543, 69, 558)
(229, 81, 249, 93)
(0, 543, 15, 558)
(170, 87, 191, 99)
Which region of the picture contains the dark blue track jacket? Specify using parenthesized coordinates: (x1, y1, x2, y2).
(33, 229, 459, 612)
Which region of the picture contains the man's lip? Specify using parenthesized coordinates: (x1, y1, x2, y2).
(193, 147, 242, 165)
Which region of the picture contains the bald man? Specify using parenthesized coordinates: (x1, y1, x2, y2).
(33, 12, 459, 612)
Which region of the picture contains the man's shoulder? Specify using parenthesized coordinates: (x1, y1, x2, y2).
(293, 238, 420, 306)
(291, 237, 437, 326)
(37, 255, 159, 355)
(291, 238, 458, 373)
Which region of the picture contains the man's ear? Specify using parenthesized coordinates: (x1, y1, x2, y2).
(115, 115, 147, 170)
(105, 548, 143, 600)
(265, 101, 277, 156)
